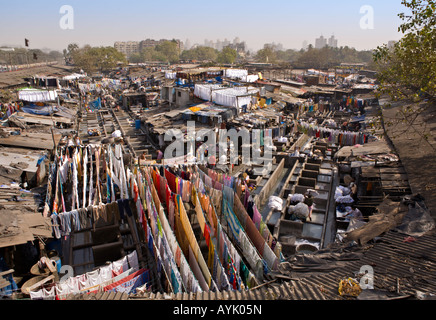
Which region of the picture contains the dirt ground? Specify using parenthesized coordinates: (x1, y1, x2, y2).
(380, 98, 436, 219)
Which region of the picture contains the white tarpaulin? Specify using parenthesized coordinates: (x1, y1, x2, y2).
(212, 87, 259, 109)
(18, 89, 58, 102)
(165, 71, 177, 79)
(225, 69, 248, 80)
(194, 84, 225, 101)
(245, 74, 259, 83)
(62, 73, 86, 80)
(194, 84, 259, 110)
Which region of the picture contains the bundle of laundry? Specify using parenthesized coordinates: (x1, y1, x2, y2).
(288, 193, 305, 203)
(268, 196, 283, 211)
(334, 186, 353, 203)
(335, 195, 354, 204)
(289, 202, 310, 219)
(112, 130, 122, 138)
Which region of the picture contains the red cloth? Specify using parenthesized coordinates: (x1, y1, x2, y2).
(165, 169, 177, 194)
(204, 224, 211, 247)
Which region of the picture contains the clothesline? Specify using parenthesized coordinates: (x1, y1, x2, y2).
(149, 166, 258, 289)
(199, 165, 281, 257)
(30, 251, 142, 300)
(298, 120, 372, 147)
(42, 143, 275, 294)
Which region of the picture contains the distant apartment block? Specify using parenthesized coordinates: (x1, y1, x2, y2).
(315, 35, 338, 49)
(114, 39, 184, 57)
(201, 37, 247, 53)
(328, 35, 338, 48)
(114, 41, 140, 57)
(315, 35, 327, 49)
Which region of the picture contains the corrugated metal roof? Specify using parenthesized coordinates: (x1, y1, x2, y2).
(67, 278, 327, 301)
(296, 230, 436, 300)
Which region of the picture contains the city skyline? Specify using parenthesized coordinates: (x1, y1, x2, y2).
(0, 0, 407, 52)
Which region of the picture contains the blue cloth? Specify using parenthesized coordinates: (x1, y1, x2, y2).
(117, 199, 125, 220)
(123, 199, 133, 217)
(0, 255, 18, 297)
(90, 97, 101, 110)
(21, 105, 58, 116)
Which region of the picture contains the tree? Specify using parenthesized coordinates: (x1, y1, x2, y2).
(374, 0, 436, 102)
(154, 41, 180, 64)
(180, 46, 219, 62)
(276, 49, 300, 63)
(68, 45, 126, 73)
(217, 47, 237, 64)
(64, 43, 79, 64)
(95, 47, 126, 72)
(372, 0, 436, 150)
(295, 46, 323, 69)
(255, 46, 277, 63)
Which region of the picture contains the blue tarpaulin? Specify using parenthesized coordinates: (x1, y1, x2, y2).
(21, 105, 59, 116)
(90, 97, 101, 110)
(351, 115, 366, 123)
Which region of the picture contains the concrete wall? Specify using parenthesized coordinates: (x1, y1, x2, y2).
(254, 158, 285, 209)
(175, 88, 190, 107)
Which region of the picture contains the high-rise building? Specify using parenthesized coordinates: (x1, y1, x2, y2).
(315, 35, 327, 49)
(315, 35, 338, 49)
(264, 42, 284, 51)
(184, 38, 192, 51)
(216, 40, 223, 51)
(328, 35, 338, 48)
(138, 39, 160, 50)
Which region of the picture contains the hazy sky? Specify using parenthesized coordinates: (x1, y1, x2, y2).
(0, 0, 407, 52)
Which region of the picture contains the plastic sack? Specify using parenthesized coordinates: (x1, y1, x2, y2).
(112, 130, 122, 138)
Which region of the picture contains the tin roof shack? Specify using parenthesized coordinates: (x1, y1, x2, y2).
(0, 127, 62, 151)
(0, 145, 49, 188)
(0, 64, 74, 90)
(24, 75, 59, 89)
(252, 80, 281, 94)
(304, 75, 320, 86)
(176, 67, 225, 82)
(0, 145, 52, 297)
(122, 92, 147, 110)
(0, 196, 52, 284)
(301, 86, 336, 101)
(352, 84, 376, 95)
(358, 69, 378, 79)
(122, 91, 160, 110)
(161, 86, 191, 108)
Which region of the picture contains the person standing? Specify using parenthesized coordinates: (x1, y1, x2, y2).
(304, 193, 314, 222)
